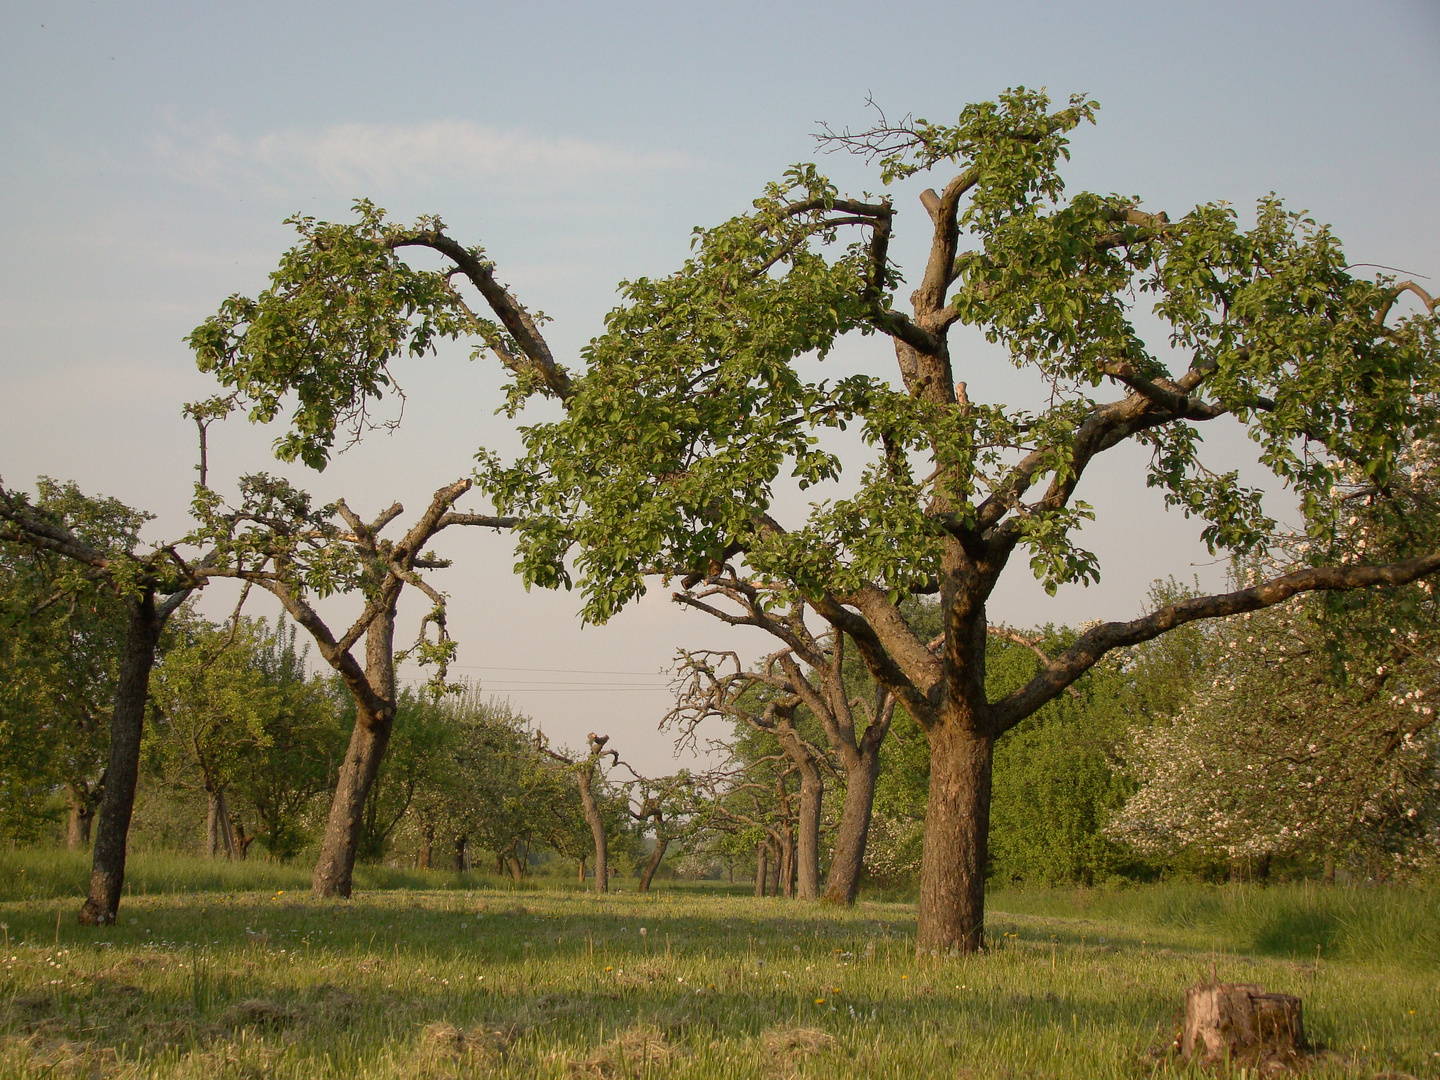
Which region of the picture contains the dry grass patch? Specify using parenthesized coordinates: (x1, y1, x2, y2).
(567, 1022, 677, 1078)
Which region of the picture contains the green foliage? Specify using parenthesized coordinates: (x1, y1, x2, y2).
(0, 480, 145, 843)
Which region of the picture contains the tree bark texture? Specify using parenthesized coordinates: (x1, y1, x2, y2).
(65, 784, 96, 850)
(312, 611, 397, 898)
(576, 761, 608, 895)
(754, 842, 769, 897)
(79, 592, 164, 925)
(823, 741, 882, 904)
(915, 718, 994, 955)
(791, 751, 823, 901)
(638, 836, 669, 893)
(1181, 983, 1307, 1067)
(507, 854, 525, 881)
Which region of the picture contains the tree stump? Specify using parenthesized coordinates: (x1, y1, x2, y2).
(1181, 982, 1307, 1070)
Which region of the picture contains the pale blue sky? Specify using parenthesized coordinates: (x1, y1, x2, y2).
(2, 1, 1437, 767)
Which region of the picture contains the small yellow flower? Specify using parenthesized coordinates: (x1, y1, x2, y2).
(901, 975, 908, 980)
(814, 998, 825, 1005)
(604, 966, 613, 972)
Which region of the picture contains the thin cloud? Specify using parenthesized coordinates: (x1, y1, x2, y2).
(148, 113, 692, 195)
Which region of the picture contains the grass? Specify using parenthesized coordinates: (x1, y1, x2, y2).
(0, 856, 1434, 1078)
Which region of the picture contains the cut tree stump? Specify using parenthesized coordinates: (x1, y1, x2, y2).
(1181, 982, 1307, 1070)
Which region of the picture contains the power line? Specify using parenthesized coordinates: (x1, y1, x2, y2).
(443, 663, 665, 676)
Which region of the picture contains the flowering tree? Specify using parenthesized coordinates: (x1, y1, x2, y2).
(1112, 440, 1440, 876)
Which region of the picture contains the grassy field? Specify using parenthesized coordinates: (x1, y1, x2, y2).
(0, 854, 1435, 1078)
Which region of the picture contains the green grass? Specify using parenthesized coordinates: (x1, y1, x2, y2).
(0, 861, 1434, 1079)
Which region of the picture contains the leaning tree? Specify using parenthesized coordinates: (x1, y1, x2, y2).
(189, 91, 1440, 952)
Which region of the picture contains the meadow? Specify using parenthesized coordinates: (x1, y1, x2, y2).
(0, 852, 1435, 1079)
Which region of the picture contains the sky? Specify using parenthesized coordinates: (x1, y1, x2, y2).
(2, 0, 1437, 773)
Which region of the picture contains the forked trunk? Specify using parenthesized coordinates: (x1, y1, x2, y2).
(916, 715, 994, 955)
(205, 787, 236, 859)
(79, 591, 164, 925)
(638, 835, 669, 893)
(823, 742, 881, 904)
(65, 785, 96, 850)
(795, 759, 823, 900)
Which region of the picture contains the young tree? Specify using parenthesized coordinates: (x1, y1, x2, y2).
(191, 471, 513, 896)
(537, 731, 622, 893)
(0, 491, 129, 847)
(0, 479, 208, 924)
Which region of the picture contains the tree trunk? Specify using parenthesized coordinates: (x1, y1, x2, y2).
(577, 855, 587, 883)
(795, 758, 823, 901)
(205, 788, 237, 859)
(417, 822, 434, 870)
(65, 784, 95, 850)
(453, 833, 468, 872)
(79, 591, 164, 925)
(638, 835, 669, 893)
(232, 815, 253, 860)
(755, 841, 769, 897)
(312, 615, 396, 899)
(507, 854, 524, 881)
(1322, 852, 1335, 885)
(915, 717, 994, 955)
(1181, 982, 1307, 1067)
(576, 759, 608, 895)
(778, 827, 796, 899)
(823, 741, 881, 904)
(767, 838, 781, 896)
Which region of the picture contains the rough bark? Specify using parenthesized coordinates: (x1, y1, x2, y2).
(312, 611, 397, 898)
(778, 825, 796, 899)
(638, 835, 669, 893)
(576, 759, 608, 895)
(65, 784, 96, 850)
(754, 841, 769, 897)
(915, 715, 994, 955)
(1181, 982, 1307, 1067)
(787, 741, 823, 901)
(78, 591, 164, 925)
(823, 739, 882, 904)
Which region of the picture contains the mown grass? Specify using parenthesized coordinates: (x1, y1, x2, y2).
(0, 857, 1434, 1078)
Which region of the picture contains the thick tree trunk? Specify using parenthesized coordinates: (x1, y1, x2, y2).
(916, 717, 994, 955)
(638, 835, 669, 893)
(312, 615, 396, 899)
(755, 842, 769, 897)
(823, 742, 881, 905)
(767, 838, 781, 896)
(795, 759, 823, 901)
(79, 592, 164, 925)
(576, 764, 608, 894)
(65, 784, 96, 850)
(507, 854, 525, 881)
(453, 833, 467, 872)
